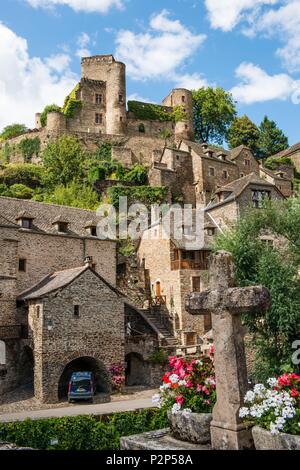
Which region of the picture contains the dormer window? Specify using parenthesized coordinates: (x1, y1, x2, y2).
(52, 216, 69, 233)
(84, 221, 97, 237)
(16, 211, 34, 229)
(206, 227, 215, 236)
(244, 159, 250, 167)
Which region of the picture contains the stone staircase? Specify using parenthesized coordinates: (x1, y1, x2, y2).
(141, 307, 179, 348)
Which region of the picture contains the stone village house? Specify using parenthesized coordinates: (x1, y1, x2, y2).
(0, 197, 168, 403)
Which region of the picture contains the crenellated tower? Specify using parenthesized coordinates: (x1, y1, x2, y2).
(81, 55, 127, 135)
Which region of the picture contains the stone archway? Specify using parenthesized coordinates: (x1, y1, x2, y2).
(125, 352, 150, 387)
(58, 356, 110, 400)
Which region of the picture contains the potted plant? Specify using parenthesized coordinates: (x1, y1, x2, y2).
(239, 372, 300, 450)
(152, 353, 216, 444)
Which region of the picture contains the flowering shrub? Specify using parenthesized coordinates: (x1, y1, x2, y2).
(239, 373, 300, 435)
(109, 363, 125, 392)
(152, 356, 216, 415)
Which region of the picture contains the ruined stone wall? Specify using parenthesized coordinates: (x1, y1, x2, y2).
(127, 119, 174, 138)
(14, 230, 116, 293)
(28, 269, 124, 402)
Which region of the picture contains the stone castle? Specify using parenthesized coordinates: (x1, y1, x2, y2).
(0, 54, 297, 405)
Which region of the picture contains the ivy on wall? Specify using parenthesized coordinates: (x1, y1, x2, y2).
(62, 83, 82, 118)
(0, 137, 41, 164)
(128, 101, 186, 123)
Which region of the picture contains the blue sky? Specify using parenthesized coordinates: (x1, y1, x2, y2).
(1, 0, 300, 146)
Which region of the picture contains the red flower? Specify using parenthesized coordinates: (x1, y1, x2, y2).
(175, 395, 185, 406)
(291, 388, 299, 398)
(278, 373, 291, 387)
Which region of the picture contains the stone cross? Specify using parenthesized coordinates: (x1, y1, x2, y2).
(185, 251, 271, 450)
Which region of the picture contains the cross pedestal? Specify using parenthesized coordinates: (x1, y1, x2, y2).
(186, 251, 271, 450)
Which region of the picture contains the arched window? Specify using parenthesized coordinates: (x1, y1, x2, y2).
(138, 123, 145, 133)
(0, 341, 6, 365)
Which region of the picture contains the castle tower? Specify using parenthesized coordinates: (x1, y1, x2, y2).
(163, 89, 194, 141)
(81, 55, 127, 135)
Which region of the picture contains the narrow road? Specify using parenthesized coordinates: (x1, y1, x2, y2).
(0, 397, 155, 423)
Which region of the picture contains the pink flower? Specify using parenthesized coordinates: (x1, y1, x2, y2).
(196, 384, 202, 393)
(185, 380, 193, 388)
(291, 388, 299, 398)
(209, 344, 215, 356)
(202, 386, 210, 395)
(176, 395, 185, 406)
(169, 356, 177, 367)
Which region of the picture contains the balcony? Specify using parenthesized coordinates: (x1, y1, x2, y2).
(0, 324, 22, 339)
(171, 259, 209, 271)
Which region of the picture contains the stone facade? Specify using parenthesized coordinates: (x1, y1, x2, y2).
(24, 267, 125, 403)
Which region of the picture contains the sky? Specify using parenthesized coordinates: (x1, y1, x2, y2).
(0, 0, 300, 145)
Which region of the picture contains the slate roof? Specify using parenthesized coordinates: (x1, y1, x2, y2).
(18, 265, 123, 301)
(271, 142, 300, 159)
(0, 196, 103, 238)
(181, 140, 236, 166)
(260, 166, 291, 182)
(206, 173, 284, 210)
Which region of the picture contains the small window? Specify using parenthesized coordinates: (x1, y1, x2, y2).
(138, 123, 145, 133)
(185, 125, 188, 130)
(120, 116, 123, 122)
(182, 96, 185, 103)
(19, 258, 26, 272)
(58, 222, 68, 233)
(36, 306, 40, 318)
(92, 263, 96, 270)
(21, 219, 32, 229)
(240, 173, 244, 178)
(95, 113, 102, 124)
(244, 159, 250, 167)
(119, 94, 123, 103)
(74, 305, 80, 317)
(223, 170, 228, 179)
(95, 94, 102, 105)
(176, 155, 180, 160)
(209, 167, 215, 177)
(207, 227, 215, 236)
(91, 227, 97, 237)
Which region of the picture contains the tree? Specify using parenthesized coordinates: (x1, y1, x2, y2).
(227, 115, 260, 154)
(42, 182, 99, 209)
(192, 87, 237, 144)
(0, 124, 27, 141)
(42, 135, 86, 188)
(0, 163, 46, 189)
(213, 197, 300, 381)
(257, 116, 289, 159)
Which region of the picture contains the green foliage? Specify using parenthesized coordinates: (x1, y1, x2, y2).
(3, 183, 34, 199)
(62, 84, 82, 118)
(213, 197, 300, 381)
(42, 135, 86, 188)
(0, 163, 46, 189)
(18, 137, 41, 163)
(0, 123, 27, 141)
(192, 87, 237, 144)
(227, 115, 260, 154)
(40, 104, 62, 127)
(257, 116, 289, 159)
(149, 348, 168, 365)
(123, 164, 148, 185)
(118, 238, 135, 257)
(41, 182, 99, 209)
(107, 186, 168, 207)
(0, 409, 168, 450)
(128, 101, 185, 122)
(264, 156, 293, 171)
(0, 143, 11, 163)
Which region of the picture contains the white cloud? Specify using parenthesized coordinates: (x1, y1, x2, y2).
(127, 93, 152, 103)
(205, 1, 300, 73)
(115, 10, 207, 84)
(76, 33, 91, 58)
(0, 22, 77, 131)
(231, 62, 300, 104)
(173, 73, 209, 90)
(25, 0, 124, 14)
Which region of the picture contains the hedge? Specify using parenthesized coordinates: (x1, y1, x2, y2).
(0, 408, 167, 450)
